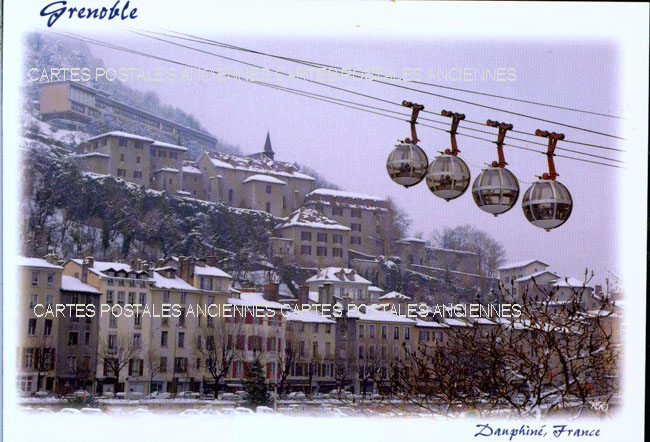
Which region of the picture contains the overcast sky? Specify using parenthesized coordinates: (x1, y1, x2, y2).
(81, 32, 623, 285)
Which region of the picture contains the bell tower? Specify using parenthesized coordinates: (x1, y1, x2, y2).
(263, 131, 275, 160)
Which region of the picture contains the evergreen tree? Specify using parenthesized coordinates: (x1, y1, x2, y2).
(243, 359, 269, 408)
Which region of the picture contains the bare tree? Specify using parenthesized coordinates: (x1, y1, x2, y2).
(277, 344, 297, 397)
(97, 333, 140, 395)
(196, 320, 241, 398)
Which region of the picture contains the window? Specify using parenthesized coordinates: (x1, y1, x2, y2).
(128, 292, 136, 304)
(351, 223, 362, 232)
(28, 319, 37, 335)
(393, 326, 399, 340)
(265, 184, 272, 194)
(299, 341, 305, 357)
(350, 208, 362, 218)
(133, 171, 143, 179)
(118, 292, 125, 306)
(163, 291, 170, 303)
(381, 325, 387, 339)
(68, 331, 79, 345)
(118, 138, 128, 147)
(332, 248, 343, 257)
(174, 357, 187, 374)
(68, 356, 77, 370)
(139, 292, 146, 305)
(158, 150, 167, 158)
(313, 323, 319, 333)
(325, 342, 331, 358)
(317, 232, 328, 242)
(266, 202, 271, 213)
(326, 324, 332, 334)
(128, 359, 143, 376)
(133, 333, 141, 348)
(358, 345, 364, 359)
(106, 291, 114, 303)
(45, 294, 54, 308)
(312, 342, 319, 357)
(404, 326, 410, 340)
(170, 152, 178, 160)
(369, 324, 375, 338)
(120, 153, 125, 162)
(23, 349, 34, 369)
(180, 292, 187, 304)
(159, 357, 168, 373)
(197, 335, 202, 350)
(368, 345, 375, 360)
(300, 245, 312, 255)
(228, 189, 234, 203)
(135, 141, 143, 149)
(300, 231, 312, 241)
(351, 236, 362, 245)
(44, 319, 52, 336)
(84, 331, 91, 345)
(332, 234, 343, 244)
(332, 207, 343, 216)
(134, 313, 142, 327)
(47, 273, 55, 288)
(316, 246, 327, 256)
(29, 294, 38, 308)
(358, 324, 364, 338)
(108, 334, 116, 350)
(109, 314, 117, 328)
(177, 332, 185, 348)
(31, 271, 39, 286)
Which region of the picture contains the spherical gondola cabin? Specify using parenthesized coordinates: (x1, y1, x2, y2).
(425, 154, 471, 201)
(386, 143, 429, 188)
(521, 179, 572, 231)
(472, 167, 520, 216)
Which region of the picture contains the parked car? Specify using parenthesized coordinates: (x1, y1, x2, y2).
(59, 408, 82, 415)
(219, 408, 238, 416)
(255, 406, 276, 414)
(74, 390, 90, 399)
(150, 391, 171, 399)
(286, 391, 306, 400)
(34, 390, 53, 397)
(219, 393, 239, 401)
(180, 409, 202, 415)
(80, 408, 103, 415)
(235, 407, 255, 415)
(201, 408, 223, 416)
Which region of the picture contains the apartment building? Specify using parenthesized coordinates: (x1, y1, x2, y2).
(304, 267, 372, 304)
(302, 189, 389, 256)
(63, 257, 153, 395)
(196, 136, 315, 215)
(39, 81, 217, 153)
(272, 209, 351, 269)
(75, 131, 187, 193)
(17, 256, 64, 394)
(56, 275, 101, 394)
(181, 161, 207, 199)
(285, 309, 336, 393)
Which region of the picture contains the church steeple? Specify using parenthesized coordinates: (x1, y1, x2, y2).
(263, 131, 275, 160)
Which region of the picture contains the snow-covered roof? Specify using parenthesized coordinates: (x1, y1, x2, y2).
(275, 208, 350, 231)
(552, 277, 593, 289)
(243, 174, 287, 185)
(499, 259, 549, 271)
(61, 275, 101, 293)
(347, 304, 415, 324)
(194, 265, 232, 279)
(86, 131, 155, 143)
(306, 267, 371, 284)
(152, 272, 198, 291)
(176, 190, 191, 196)
(368, 285, 384, 293)
(397, 237, 427, 244)
(75, 152, 110, 158)
(205, 151, 315, 181)
(306, 188, 386, 202)
(379, 291, 411, 300)
(18, 257, 63, 270)
(68, 259, 149, 278)
(308, 291, 320, 303)
(151, 140, 188, 152)
(426, 246, 476, 256)
(514, 270, 558, 283)
(444, 318, 473, 327)
(153, 167, 180, 173)
(286, 309, 336, 324)
(228, 292, 286, 309)
(415, 319, 449, 328)
(182, 164, 202, 174)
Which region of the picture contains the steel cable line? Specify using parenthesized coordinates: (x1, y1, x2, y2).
(150, 27, 624, 120)
(49, 31, 625, 171)
(141, 28, 626, 140)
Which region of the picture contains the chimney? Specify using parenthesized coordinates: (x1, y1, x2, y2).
(81, 258, 90, 284)
(322, 283, 333, 305)
(205, 255, 218, 267)
(44, 253, 58, 265)
(130, 259, 136, 269)
(298, 285, 310, 305)
(179, 256, 195, 284)
(142, 262, 149, 273)
(263, 283, 280, 302)
(156, 258, 165, 268)
(85, 256, 94, 268)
